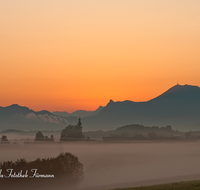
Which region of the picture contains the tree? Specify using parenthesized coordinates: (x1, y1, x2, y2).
(35, 131, 44, 141)
(1, 135, 9, 144)
(35, 132, 54, 142)
(166, 125, 172, 131)
(1, 135, 8, 141)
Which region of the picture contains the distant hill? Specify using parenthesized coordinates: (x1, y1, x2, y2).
(80, 84, 200, 131)
(53, 106, 104, 118)
(87, 106, 104, 117)
(52, 111, 70, 117)
(0, 104, 53, 116)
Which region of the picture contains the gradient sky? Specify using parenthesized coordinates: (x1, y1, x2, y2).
(0, 0, 200, 112)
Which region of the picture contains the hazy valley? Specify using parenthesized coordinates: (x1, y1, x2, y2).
(1, 141, 200, 190)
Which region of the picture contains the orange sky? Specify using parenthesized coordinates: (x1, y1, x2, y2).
(0, 0, 200, 112)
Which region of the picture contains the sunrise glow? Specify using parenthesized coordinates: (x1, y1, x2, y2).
(1, 0, 200, 112)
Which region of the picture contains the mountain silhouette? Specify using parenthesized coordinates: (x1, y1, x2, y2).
(87, 106, 104, 117)
(151, 84, 200, 100)
(53, 110, 92, 118)
(0, 104, 53, 116)
(0, 104, 31, 116)
(53, 106, 104, 118)
(0, 104, 67, 131)
(80, 84, 200, 131)
(1, 84, 200, 131)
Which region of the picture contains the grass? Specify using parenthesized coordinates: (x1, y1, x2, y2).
(110, 180, 200, 190)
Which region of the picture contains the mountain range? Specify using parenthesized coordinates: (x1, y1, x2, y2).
(80, 84, 200, 131)
(0, 104, 68, 131)
(0, 84, 200, 131)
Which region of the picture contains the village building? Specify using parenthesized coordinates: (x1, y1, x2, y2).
(60, 118, 85, 141)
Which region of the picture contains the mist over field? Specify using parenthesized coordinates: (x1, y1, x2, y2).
(1, 139, 200, 190)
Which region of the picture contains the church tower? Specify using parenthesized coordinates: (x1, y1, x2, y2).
(78, 117, 82, 127)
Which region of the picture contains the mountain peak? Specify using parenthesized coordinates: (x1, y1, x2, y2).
(6, 104, 30, 110)
(106, 99, 114, 106)
(168, 84, 199, 92)
(109, 99, 114, 103)
(8, 104, 21, 107)
(152, 84, 200, 101)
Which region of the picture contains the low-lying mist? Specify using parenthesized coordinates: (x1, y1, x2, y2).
(1, 138, 200, 190)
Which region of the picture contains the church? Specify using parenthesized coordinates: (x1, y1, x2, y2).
(60, 118, 85, 141)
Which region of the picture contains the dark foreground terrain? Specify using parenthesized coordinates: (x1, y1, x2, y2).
(111, 180, 200, 190)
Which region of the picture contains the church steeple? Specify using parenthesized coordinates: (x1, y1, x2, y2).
(78, 117, 82, 126)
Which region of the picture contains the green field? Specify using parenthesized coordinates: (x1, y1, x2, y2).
(110, 180, 200, 190)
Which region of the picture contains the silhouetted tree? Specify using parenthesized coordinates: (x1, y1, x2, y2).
(1, 135, 8, 141)
(1, 135, 10, 144)
(35, 132, 54, 141)
(166, 125, 172, 131)
(35, 131, 44, 141)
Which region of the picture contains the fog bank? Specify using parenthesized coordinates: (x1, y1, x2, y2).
(1, 141, 200, 190)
